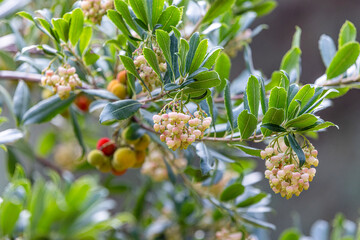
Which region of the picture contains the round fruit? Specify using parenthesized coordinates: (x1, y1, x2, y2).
(112, 169, 127, 176)
(112, 147, 136, 171)
(117, 70, 127, 85)
(133, 150, 146, 168)
(96, 138, 116, 156)
(97, 159, 112, 173)
(112, 83, 127, 99)
(134, 134, 151, 151)
(74, 94, 91, 112)
(107, 80, 118, 92)
(87, 149, 106, 166)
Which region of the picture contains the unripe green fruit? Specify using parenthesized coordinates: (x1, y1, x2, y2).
(134, 134, 151, 151)
(133, 150, 146, 168)
(112, 147, 136, 171)
(87, 149, 106, 166)
(121, 127, 140, 145)
(97, 159, 112, 173)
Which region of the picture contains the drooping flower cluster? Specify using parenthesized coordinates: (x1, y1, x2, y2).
(215, 228, 243, 240)
(41, 65, 82, 99)
(133, 47, 167, 92)
(80, 0, 113, 25)
(141, 144, 187, 182)
(261, 138, 319, 199)
(153, 110, 212, 151)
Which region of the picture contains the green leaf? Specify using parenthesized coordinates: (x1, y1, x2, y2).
(196, 142, 213, 175)
(179, 38, 189, 75)
(299, 121, 337, 132)
(23, 94, 75, 125)
(143, 47, 162, 78)
(201, 0, 236, 24)
(52, 18, 69, 42)
(107, 10, 132, 38)
(189, 39, 208, 74)
(279, 229, 301, 240)
(326, 41, 360, 79)
(214, 52, 231, 91)
(285, 113, 318, 129)
(0, 200, 22, 236)
(186, 33, 200, 73)
(292, 26, 302, 48)
(70, 107, 86, 156)
(0, 129, 24, 145)
(287, 84, 314, 119)
(6, 147, 19, 178)
(82, 89, 119, 101)
(114, 0, 139, 33)
(155, 29, 172, 67)
(129, 0, 148, 26)
(187, 71, 221, 89)
(224, 80, 234, 131)
(288, 134, 306, 167)
(69, 8, 84, 46)
(84, 50, 99, 65)
(246, 75, 260, 118)
(269, 87, 287, 109)
(231, 144, 261, 157)
(280, 47, 301, 81)
(13, 80, 30, 124)
(298, 87, 324, 115)
(201, 47, 222, 69)
(36, 131, 57, 157)
(338, 20, 356, 48)
(258, 76, 268, 115)
(163, 158, 177, 184)
(151, 0, 165, 27)
(261, 108, 285, 136)
(237, 193, 267, 208)
(220, 183, 245, 202)
(157, 6, 182, 32)
(237, 110, 257, 140)
(119, 55, 149, 92)
(79, 26, 92, 56)
(99, 100, 142, 124)
(260, 123, 286, 133)
(319, 34, 337, 68)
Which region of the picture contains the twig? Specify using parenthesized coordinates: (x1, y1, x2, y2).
(36, 156, 64, 175)
(0, 70, 42, 82)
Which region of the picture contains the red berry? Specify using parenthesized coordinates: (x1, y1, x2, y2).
(75, 95, 91, 112)
(112, 169, 127, 176)
(96, 138, 116, 156)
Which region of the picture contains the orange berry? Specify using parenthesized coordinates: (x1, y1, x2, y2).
(133, 151, 146, 168)
(112, 147, 136, 171)
(107, 80, 118, 92)
(117, 70, 127, 85)
(112, 83, 127, 99)
(112, 169, 127, 176)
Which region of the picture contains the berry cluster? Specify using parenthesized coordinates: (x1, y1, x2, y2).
(41, 65, 82, 99)
(80, 0, 113, 25)
(261, 138, 319, 199)
(87, 134, 150, 175)
(141, 144, 187, 182)
(153, 110, 212, 151)
(133, 47, 167, 92)
(107, 70, 128, 99)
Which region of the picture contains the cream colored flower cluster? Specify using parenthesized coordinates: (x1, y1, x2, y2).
(261, 138, 318, 199)
(81, 0, 113, 25)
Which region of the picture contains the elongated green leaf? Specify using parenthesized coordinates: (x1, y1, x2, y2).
(129, 0, 148, 26)
(69, 8, 84, 46)
(201, 47, 222, 69)
(99, 100, 142, 124)
(119, 55, 149, 91)
(155, 29, 172, 66)
(52, 18, 69, 42)
(299, 121, 337, 132)
(187, 71, 221, 89)
(220, 183, 245, 202)
(196, 142, 213, 175)
(114, 0, 139, 33)
(151, 0, 164, 27)
(287, 84, 314, 119)
(326, 41, 360, 79)
(83, 50, 99, 65)
(179, 38, 189, 75)
(231, 144, 261, 157)
(261, 123, 286, 133)
(186, 33, 200, 73)
(246, 75, 260, 118)
(269, 87, 287, 109)
(189, 39, 208, 74)
(0, 129, 24, 145)
(237, 193, 267, 208)
(261, 108, 285, 136)
(13, 81, 30, 124)
(224, 80, 234, 131)
(288, 134, 305, 167)
(0, 200, 22, 236)
(143, 47, 162, 78)
(285, 113, 318, 129)
(298, 87, 324, 115)
(214, 52, 231, 91)
(23, 94, 75, 125)
(79, 26, 92, 56)
(238, 110, 257, 140)
(292, 26, 302, 48)
(107, 10, 131, 38)
(70, 107, 86, 156)
(280, 47, 301, 81)
(258, 76, 268, 115)
(157, 6, 182, 32)
(338, 20, 356, 48)
(279, 229, 301, 240)
(201, 0, 236, 24)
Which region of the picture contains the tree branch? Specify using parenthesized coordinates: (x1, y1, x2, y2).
(0, 70, 42, 82)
